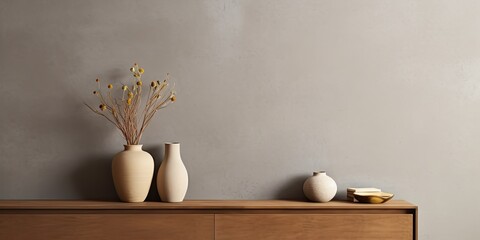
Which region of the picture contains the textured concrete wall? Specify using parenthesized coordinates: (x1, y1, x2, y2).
(1, 0, 480, 239)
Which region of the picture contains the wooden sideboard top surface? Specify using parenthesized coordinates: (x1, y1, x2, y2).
(0, 199, 416, 210)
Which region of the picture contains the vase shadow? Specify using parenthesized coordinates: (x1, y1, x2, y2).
(144, 145, 164, 201)
(71, 153, 118, 200)
(273, 174, 310, 201)
(66, 108, 121, 200)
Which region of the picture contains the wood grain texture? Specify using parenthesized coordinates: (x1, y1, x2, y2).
(216, 214, 413, 240)
(0, 200, 416, 210)
(0, 214, 214, 240)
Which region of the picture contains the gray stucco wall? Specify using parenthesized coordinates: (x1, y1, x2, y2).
(1, 0, 479, 239)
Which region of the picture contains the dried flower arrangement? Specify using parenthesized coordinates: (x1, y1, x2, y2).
(86, 63, 176, 145)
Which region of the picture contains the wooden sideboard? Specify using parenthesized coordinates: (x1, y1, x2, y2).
(0, 200, 417, 240)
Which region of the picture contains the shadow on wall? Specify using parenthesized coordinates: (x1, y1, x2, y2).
(71, 152, 117, 200)
(144, 145, 164, 201)
(274, 174, 310, 201)
(68, 111, 119, 200)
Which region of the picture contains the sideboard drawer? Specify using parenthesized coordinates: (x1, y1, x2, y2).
(0, 213, 214, 240)
(216, 214, 413, 240)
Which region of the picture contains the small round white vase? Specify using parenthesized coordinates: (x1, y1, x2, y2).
(303, 171, 337, 203)
(157, 142, 188, 202)
(112, 145, 154, 203)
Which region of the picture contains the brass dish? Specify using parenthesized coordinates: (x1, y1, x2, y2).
(353, 192, 394, 204)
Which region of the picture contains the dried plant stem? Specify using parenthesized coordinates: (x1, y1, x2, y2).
(86, 64, 176, 145)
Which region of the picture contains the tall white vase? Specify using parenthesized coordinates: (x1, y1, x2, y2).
(303, 171, 337, 203)
(157, 142, 188, 202)
(112, 145, 154, 203)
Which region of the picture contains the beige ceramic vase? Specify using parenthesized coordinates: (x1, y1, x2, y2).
(112, 145, 154, 203)
(157, 142, 188, 202)
(303, 171, 337, 203)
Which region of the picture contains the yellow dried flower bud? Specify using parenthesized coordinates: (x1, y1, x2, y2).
(133, 73, 140, 78)
(99, 104, 107, 111)
(107, 84, 113, 89)
(96, 78, 100, 82)
(136, 81, 142, 86)
(150, 81, 157, 88)
(127, 98, 132, 105)
(138, 68, 144, 74)
(157, 80, 161, 85)
(122, 85, 128, 91)
(128, 92, 133, 98)
(130, 67, 135, 73)
(170, 95, 176, 102)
